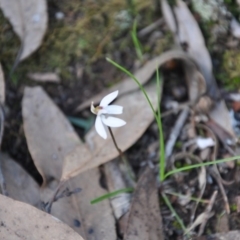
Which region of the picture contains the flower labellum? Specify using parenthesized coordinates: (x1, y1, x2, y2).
(90, 90, 126, 139)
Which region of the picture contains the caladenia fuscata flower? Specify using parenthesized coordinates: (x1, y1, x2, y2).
(91, 90, 126, 139)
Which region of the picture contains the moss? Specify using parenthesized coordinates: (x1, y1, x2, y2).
(230, 204, 237, 212)
(172, 219, 182, 230)
(219, 50, 240, 90)
(0, 0, 154, 84)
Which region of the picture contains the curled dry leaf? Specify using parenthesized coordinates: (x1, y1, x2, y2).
(0, 153, 40, 206)
(22, 87, 116, 239)
(0, 63, 5, 103)
(0, 0, 48, 61)
(124, 167, 164, 240)
(174, 0, 219, 99)
(0, 194, 84, 240)
(76, 49, 203, 111)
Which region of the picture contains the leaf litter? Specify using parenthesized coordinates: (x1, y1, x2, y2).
(1, 0, 240, 239)
(0, 0, 48, 61)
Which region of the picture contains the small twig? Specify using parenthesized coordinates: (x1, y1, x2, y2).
(197, 123, 231, 213)
(198, 190, 218, 236)
(54, 187, 81, 202)
(138, 18, 164, 38)
(44, 180, 66, 213)
(209, 167, 230, 214)
(185, 190, 217, 236)
(165, 107, 189, 159)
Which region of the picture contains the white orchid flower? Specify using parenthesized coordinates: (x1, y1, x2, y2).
(91, 90, 126, 139)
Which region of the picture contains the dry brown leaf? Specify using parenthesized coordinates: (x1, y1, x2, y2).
(0, 0, 47, 61)
(124, 167, 164, 240)
(27, 72, 60, 83)
(0, 194, 84, 240)
(1, 153, 40, 206)
(0, 63, 5, 103)
(62, 83, 159, 179)
(76, 50, 201, 111)
(22, 86, 117, 239)
(22, 86, 80, 184)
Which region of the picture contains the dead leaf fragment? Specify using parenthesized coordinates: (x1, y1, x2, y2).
(0, 63, 5, 103)
(0, 194, 84, 240)
(0, 0, 48, 60)
(28, 72, 60, 83)
(124, 167, 164, 240)
(1, 153, 40, 206)
(22, 86, 80, 184)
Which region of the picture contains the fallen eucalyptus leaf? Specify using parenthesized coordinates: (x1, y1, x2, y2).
(124, 167, 164, 240)
(0, 0, 48, 61)
(22, 86, 80, 184)
(0, 194, 84, 240)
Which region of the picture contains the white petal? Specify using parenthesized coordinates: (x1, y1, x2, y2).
(101, 116, 126, 127)
(106, 105, 123, 114)
(196, 137, 215, 150)
(95, 115, 107, 139)
(100, 90, 118, 107)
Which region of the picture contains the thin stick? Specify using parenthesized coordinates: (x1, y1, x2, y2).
(165, 107, 189, 159)
(45, 180, 66, 213)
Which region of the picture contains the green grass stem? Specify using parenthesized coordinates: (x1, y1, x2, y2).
(91, 187, 134, 204)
